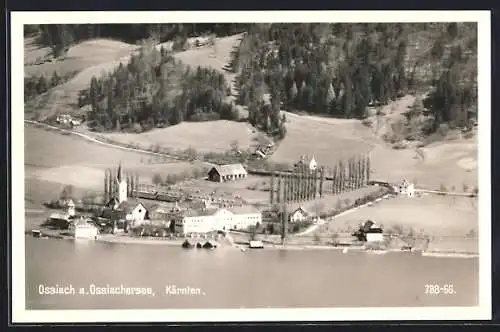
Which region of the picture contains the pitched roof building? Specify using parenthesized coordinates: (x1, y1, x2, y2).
(208, 164, 248, 182)
(295, 155, 317, 171)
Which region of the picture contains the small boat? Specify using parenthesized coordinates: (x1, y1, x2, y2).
(32, 230, 41, 238)
(182, 239, 195, 249)
(240, 247, 247, 252)
(202, 241, 218, 249)
(249, 240, 264, 249)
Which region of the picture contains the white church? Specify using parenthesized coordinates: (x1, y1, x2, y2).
(104, 163, 149, 227)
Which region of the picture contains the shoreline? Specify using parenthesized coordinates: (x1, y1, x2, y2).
(27, 232, 478, 258)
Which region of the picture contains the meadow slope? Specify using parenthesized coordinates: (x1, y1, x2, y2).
(24, 33, 478, 192)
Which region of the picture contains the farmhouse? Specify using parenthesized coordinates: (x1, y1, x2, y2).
(208, 164, 248, 182)
(117, 198, 148, 223)
(353, 220, 384, 242)
(396, 179, 415, 198)
(295, 155, 318, 171)
(289, 207, 310, 223)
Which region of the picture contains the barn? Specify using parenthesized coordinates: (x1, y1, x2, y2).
(207, 164, 248, 182)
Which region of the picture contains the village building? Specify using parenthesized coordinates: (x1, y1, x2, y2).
(68, 217, 99, 239)
(207, 164, 248, 182)
(289, 207, 310, 223)
(295, 155, 318, 171)
(173, 205, 262, 235)
(215, 205, 262, 231)
(396, 179, 415, 198)
(353, 220, 384, 242)
(101, 163, 150, 229)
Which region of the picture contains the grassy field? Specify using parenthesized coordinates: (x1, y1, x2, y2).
(24, 38, 140, 120)
(99, 120, 259, 154)
(271, 94, 478, 191)
(25, 125, 206, 190)
(319, 194, 478, 237)
(270, 112, 375, 166)
(24, 38, 137, 78)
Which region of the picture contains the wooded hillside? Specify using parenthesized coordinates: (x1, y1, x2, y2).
(26, 23, 478, 138)
(232, 23, 477, 132)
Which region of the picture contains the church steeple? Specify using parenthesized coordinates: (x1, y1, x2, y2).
(117, 162, 123, 182)
(116, 161, 127, 204)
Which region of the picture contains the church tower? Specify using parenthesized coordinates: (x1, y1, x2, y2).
(116, 162, 128, 204)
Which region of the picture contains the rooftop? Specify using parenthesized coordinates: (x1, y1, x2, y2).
(226, 205, 261, 215)
(116, 198, 146, 213)
(210, 164, 248, 176)
(183, 208, 219, 218)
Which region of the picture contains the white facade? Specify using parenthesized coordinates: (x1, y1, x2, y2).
(398, 179, 415, 198)
(309, 157, 317, 171)
(366, 233, 384, 242)
(66, 199, 76, 217)
(125, 203, 148, 223)
(213, 208, 261, 231)
(174, 208, 262, 235)
(118, 179, 127, 204)
(176, 215, 214, 234)
(290, 208, 308, 223)
(69, 220, 99, 239)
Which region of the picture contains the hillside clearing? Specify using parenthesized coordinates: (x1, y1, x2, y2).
(24, 38, 138, 78)
(271, 93, 477, 189)
(270, 112, 374, 166)
(94, 120, 258, 154)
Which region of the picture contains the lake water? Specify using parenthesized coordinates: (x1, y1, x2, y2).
(25, 236, 478, 310)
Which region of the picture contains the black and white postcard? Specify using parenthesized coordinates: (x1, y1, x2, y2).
(11, 10, 491, 322)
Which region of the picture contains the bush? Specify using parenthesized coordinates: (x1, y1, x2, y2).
(152, 173, 163, 185)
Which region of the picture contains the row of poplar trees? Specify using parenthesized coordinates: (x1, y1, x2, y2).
(103, 168, 140, 203)
(268, 154, 371, 244)
(269, 154, 371, 205)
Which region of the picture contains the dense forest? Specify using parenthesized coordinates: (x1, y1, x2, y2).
(232, 23, 477, 131)
(78, 41, 239, 133)
(26, 23, 477, 138)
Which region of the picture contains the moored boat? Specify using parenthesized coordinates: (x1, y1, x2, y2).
(182, 239, 195, 249)
(202, 240, 218, 249)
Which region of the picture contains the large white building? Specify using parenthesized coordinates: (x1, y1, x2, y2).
(68, 217, 99, 239)
(174, 205, 262, 235)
